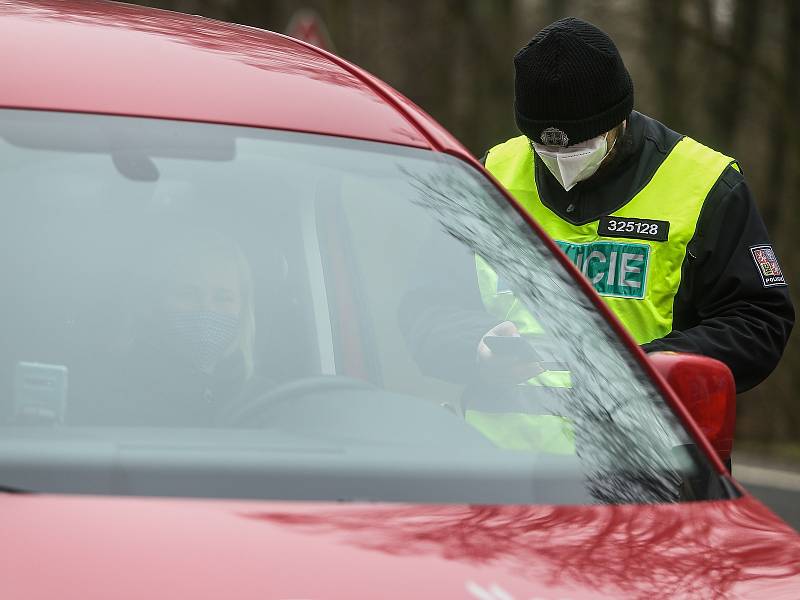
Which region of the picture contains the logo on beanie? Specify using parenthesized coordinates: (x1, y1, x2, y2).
(540, 127, 569, 147)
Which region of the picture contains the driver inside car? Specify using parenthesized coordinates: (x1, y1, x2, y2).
(89, 227, 270, 427)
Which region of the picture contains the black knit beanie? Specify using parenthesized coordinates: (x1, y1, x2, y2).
(514, 17, 633, 146)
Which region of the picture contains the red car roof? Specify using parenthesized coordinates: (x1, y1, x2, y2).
(0, 0, 466, 153)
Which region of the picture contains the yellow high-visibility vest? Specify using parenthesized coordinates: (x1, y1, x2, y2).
(466, 134, 734, 453)
(484, 134, 735, 344)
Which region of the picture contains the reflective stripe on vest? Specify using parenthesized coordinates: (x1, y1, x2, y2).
(465, 411, 575, 454)
(462, 379, 576, 453)
(485, 135, 735, 344)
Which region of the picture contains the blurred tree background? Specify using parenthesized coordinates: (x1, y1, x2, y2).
(132, 0, 799, 453)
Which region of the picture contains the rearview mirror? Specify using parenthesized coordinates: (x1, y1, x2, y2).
(648, 352, 736, 463)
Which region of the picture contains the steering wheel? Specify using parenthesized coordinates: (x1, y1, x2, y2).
(223, 375, 376, 427)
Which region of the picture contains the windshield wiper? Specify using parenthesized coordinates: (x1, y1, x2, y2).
(0, 484, 32, 494)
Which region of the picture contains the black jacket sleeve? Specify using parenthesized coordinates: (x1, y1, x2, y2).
(397, 230, 500, 384)
(641, 166, 794, 392)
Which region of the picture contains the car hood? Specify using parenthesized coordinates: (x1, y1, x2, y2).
(5, 494, 800, 600)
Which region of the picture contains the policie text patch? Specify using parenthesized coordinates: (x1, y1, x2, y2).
(598, 216, 670, 242)
(750, 245, 786, 287)
(556, 240, 650, 299)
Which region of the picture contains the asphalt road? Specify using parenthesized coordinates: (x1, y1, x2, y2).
(733, 459, 800, 531)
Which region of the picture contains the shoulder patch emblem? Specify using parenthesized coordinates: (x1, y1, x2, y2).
(750, 245, 786, 287)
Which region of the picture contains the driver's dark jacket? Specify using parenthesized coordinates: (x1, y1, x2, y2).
(400, 111, 793, 393)
(73, 345, 270, 427)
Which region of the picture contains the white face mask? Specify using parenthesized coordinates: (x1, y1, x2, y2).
(533, 131, 616, 191)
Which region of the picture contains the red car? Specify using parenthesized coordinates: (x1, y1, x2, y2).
(2, 2, 799, 599)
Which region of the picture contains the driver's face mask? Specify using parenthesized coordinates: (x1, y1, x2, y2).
(166, 311, 240, 374)
(532, 128, 619, 191)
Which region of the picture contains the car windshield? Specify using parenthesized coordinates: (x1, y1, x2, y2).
(0, 109, 726, 505)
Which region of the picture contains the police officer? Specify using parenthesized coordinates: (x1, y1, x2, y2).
(479, 17, 793, 393)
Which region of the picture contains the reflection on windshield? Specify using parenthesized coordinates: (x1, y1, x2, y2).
(401, 167, 708, 504)
(0, 109, 720, 505)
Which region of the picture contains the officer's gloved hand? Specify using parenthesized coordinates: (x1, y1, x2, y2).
(477, 321, 544, 384)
